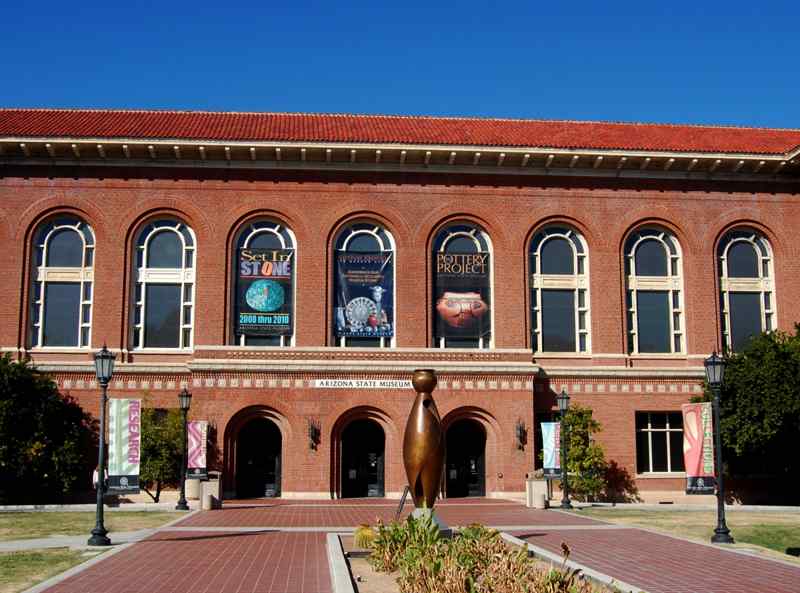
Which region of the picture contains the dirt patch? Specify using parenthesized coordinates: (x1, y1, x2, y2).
(349, 557, 400, 593)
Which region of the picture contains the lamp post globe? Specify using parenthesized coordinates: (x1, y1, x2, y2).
(704, 351, 734, 544)
(557, 389, 572, 510)
(88, 344, 115, 546)
(176, 388, 192, 511)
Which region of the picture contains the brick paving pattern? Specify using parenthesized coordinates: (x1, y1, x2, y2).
(45, 530, 330, 593)
(518, 527, 800, 593)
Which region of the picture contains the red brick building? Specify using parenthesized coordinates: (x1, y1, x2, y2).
(1, 109, 798, 501)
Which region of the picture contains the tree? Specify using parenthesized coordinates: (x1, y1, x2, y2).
(0, 354, 95, 503)
(139, 407, 183, 502)
(561, 405, 608, 501)
(712, 327, 800, 486)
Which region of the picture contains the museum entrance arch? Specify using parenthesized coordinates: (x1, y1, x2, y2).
(340, 419, 385, 497)
(223, 406, 286, 499)
(445, 418, 486, 497)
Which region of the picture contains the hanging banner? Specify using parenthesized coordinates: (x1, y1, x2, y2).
(541, 421, 562, 479)
(107, 399, 141, 494)
(682, 402, 716, 494)
(434, 252, 491, 339)
(334, 252, 394, 338)
(236, 248, 294, 336)
(187, 420, 208, 480)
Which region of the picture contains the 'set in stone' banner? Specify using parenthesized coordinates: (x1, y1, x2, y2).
(434, 252, 491, 339)
(108, 399, 141, 494)
(334, 252, 394, 338)
(237, 248, 293, 336)
(187, 420, 208, 480)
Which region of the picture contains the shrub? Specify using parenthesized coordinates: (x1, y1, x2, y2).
(139, 407, 183, 502)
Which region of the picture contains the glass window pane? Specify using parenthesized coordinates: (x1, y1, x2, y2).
(248, 232, 283, 250)
(579, 333, 587, 352)
(46, 229, 83, 267)
(577, 257, 585, 274)
(445, 337, 479, 349)
(43, 283, 81, 346)
(183, 284, 193, 303)
(636, 430, 650, 473)
(636, 291, 671, 353)
(347, 233, 381, 252)
(345, 337, 381, 348)
(540, 238, 574, 274)
(651, 432, 668, 471)
(727, 242, 759, 278)
(146, 231, 182, 268)
(669, 431, 685, 471)
(578, 290, 586, 308)
(634, 239, 668, 276)
(245, 335, 281, 346)
(183, 305, 192, 325)
(85, 248, 94, 267)
(184, 250, 193, 268)
(729, 292, 762, 351)
(444, 235, 477, 253)
(81, 304, 91, 324)
(182, 328, 191, 347)
(579, 311, 586, 331)
(650, 413, 666, 429)
(541, 290, 576, 352)
(635, 412, 649, 431)
(668, 412, 682, 428)
(764, 292, 771, 310)
(144, 284, 181, 348)
(83, 283, 92, 301)
(80, 326, 90, 347)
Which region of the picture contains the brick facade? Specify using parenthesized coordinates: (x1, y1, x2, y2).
(2, 113, 799, 501)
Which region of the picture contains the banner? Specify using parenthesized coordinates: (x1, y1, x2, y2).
(541, 422, 562, 478)
(187, 420, 208, 480)
(434, 252, 491, 339)
(682, 402, 716, 494)
(334, 252, 394, 338)
(108, 399, 141, 494)
(236, 248, 294, 336)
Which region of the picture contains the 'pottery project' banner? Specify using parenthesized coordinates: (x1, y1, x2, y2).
(434, 252, 491, 339)
(334, 252, 394, 338)
(108, 399, 141, 494)
(187, 420, 208, 480)
(541, 422, 562, 479)
(681, 402, 716, 494)
(236, 248, 294, 336)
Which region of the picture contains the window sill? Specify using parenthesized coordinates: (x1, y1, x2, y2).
(635, 472, 686, 479)
(28, 347, 93, 353)
(131, 348, 193, 354)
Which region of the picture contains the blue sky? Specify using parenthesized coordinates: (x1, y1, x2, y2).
(1, 1, 797, 127)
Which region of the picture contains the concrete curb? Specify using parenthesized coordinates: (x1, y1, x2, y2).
(18, 541, 136, 593)
(501, 532, 646, 593)
(570, 502, 800, 512)
(327, 532, 357, 593)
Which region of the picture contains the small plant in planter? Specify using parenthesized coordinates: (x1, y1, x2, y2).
(353, 524, 376, 549)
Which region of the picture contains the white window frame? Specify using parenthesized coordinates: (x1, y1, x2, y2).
(31, 218, 94, 349)
(625, 228, 684, 355)
(530, 226, 590, 353)
(133, 220, 196, 350)
(718, 228, 775, 351)
(434, 224, 494, 349)
(636, 411, 684, 474)
(334, 223, 396, 348)
(235, 220, 297, 347)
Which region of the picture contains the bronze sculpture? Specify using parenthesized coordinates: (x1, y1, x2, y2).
(403, 369, 445, 509)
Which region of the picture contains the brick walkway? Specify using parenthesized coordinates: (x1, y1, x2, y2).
(518, 527, 800, 593)
(33, 500, 800, 593)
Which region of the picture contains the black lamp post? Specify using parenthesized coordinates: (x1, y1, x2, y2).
(88, 344, 115, 546)
(175, 388, 192, 511)
(704, 352, 734, 544)
(557, 389, 573, 509)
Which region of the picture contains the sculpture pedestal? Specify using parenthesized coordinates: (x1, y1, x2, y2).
(411, 507, 452, 538)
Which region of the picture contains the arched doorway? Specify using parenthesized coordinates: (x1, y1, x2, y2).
(446, 419, 486, 497)
(341, 419, 385, 498)
(236, 418, 282, 498)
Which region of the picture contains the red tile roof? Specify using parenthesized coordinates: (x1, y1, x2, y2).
(1, 108, 799, 156)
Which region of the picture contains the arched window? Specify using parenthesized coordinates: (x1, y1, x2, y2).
(624, 228, 684, 354)
(529, 226, 590, 353)
(333, 223, 395, 348)
(29, 217, 94, 347)
(132, 220, 195, 349)
(233, 220, 296, 347)
(718, 228, 775, 351)
(433, 223, 492, 349)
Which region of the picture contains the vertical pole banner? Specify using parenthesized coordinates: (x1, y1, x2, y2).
(541, 422, 562, 478)
(334, 252, 394, 338)
(682, 402, 716, 494)
(187, 421, 208, 480)
(107, 399, 141, 494)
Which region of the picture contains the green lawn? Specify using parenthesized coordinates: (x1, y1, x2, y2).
(0, 548, 104, 593)
(578, 508, 800, 561)
(0, 511, 180, 541)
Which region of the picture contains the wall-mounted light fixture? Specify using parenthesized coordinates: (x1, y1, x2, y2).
(307, 418, 321, 450)
(515, 418, 526, 450)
